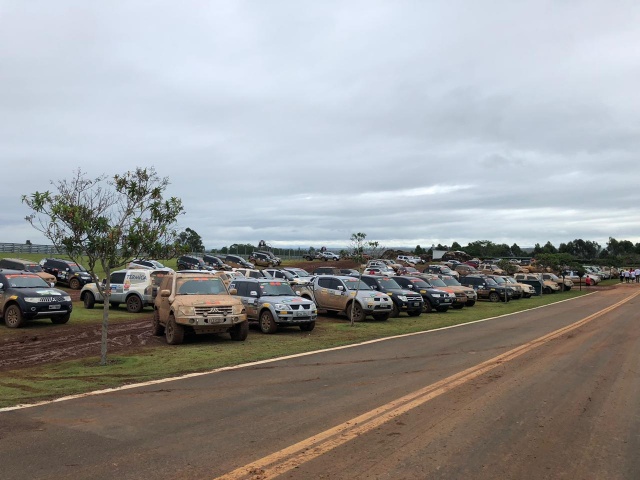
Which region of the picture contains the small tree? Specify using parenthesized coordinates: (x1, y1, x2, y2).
(22, 167, 184, 365)
(178, 227, 205, 253)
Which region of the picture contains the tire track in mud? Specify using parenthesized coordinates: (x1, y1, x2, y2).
(0, 318, 159, 370)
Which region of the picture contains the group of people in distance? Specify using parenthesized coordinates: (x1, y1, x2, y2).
(620, 268, 640, 283)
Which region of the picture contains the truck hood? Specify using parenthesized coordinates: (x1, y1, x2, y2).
(171, 294, 241, 307)
(260, 295, 314, 305)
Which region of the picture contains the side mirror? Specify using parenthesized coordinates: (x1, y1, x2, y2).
(228, 288, 238, 295)
(295, 290, 301, 295)
(160, 289, 171, 297)
(250, 291, 258, 297)
(337, 285, 344, 291)
(50, 282, 56, 288)
(0, 282, 3, 290)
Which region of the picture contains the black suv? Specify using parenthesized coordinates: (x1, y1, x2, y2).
(393, 275, 454, 313)
(0, 269, 73, 328)
(177, 255, 212, 271)
(458, 274, 513, 302)
(202, 254, 232, 271)
(40, 258, 93, 289)
(358, 275, 423, 317)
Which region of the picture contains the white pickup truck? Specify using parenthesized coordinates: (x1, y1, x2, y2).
(297, 275, 393, 322)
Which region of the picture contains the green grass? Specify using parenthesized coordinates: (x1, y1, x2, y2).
(0, 290, 589, 408)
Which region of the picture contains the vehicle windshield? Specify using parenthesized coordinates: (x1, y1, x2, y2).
(406, 278, 430, 289)
(376, 278, 402, 290)
(68, 263, 87, 273)
(150, 271, 169, 286)
(426, 277, 447, 287)
(24, 264, 44, 273)
(291, 269, 310, 277)
(505, 277, 518, 284)
(260, 281, 295, 296)
(3, 274, 49, 288)
(176, 277, 226, 295)
(344, 278, 372, 290)
(484, 277, 498, 286)
(547, 274, 560, 281)
(440, 276, 462, 287)
(492, 277, 507, 285)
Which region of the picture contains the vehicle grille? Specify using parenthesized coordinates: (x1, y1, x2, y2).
(195, 305, 233, 316)
(36, 297, 60, 303)
(407, 295, 422, 302)
(290, 304, 311, 310)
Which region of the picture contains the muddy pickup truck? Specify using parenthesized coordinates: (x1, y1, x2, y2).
(152, 271, 248, 344)
(297, 275, 393, 322)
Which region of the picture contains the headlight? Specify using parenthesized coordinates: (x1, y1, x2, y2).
(274, 303, 291, 311)
(397, 295, 407, 302)
(24, 297, 40, 303)
(232, 305, 245, 315)
(63, 296, 72, 302)
(431, 293, 442, 298)
(178, 305, 195, 316)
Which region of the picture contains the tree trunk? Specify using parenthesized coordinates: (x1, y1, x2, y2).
(100, 271, 111, 366)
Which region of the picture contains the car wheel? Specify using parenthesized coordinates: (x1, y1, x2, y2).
(83, 292, 95, 309)
(151, 309, 165, 336)
(452, 304, 464, 310)
(165, 315, 184, 345)
(69, 278, 81, 290)
(51, 313, 71, 324)
(230, 321, 249, 341)
(5, 305, 24, 328)
(466, 300, 476, 307)
(390, 302, 400, 318)
(126, 295, 143, 313)
(348, 302, 364, 322)
(259, 310, 278, 334)
(423, 300, 433, 313)
(372, 313, 389, 321)
(488, 292, 500, 302)
(299, 321, 315, 332)
(407, 310, 421, 317)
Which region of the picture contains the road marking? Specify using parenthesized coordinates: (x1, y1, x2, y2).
(0, 291, 596, 413)
(214, 290, 640, 480)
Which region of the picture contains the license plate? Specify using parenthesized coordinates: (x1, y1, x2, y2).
(295, 311, 307, 316)
(49, 304, 61, 310)
(206, 317, 224, 324)
(413, 302, 420, 306)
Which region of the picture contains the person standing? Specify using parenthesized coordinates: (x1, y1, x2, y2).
(635, 267, 640, 283)
(631, 268, 637, 283)
(624, 269, 630, 283)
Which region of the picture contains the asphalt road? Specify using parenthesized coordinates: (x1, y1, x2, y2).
(1, 285, 639, 480)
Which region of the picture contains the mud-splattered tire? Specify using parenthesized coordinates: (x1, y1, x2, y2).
(151, 309, 164, 336)
(348, 302, 364, 322)
(489, 292, 500, 303)
(126, 295, 143, 313)
(51, 313, 71, 324)
(390, 302, 400, 318)
(230, 321, 249, 341)
(259, 310, 277, 334)
(69, 278, 81, 290)
(465, 300, 476, 307)
(300, 321, 315, 332)
(372, 313, 389, 321)
(83, 292, 95, 309)
(165, 315, 184, 345)
(423, 300, 433, 313)
(4, 305, 24, 328)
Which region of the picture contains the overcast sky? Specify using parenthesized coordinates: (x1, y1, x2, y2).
(2, 1, 640, 251)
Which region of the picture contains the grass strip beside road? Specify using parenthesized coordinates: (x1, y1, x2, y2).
(0, 291, 589, 408)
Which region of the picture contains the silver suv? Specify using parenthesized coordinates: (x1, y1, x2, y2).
(80, 269, 170, 313)
(229, 278, 317, 333)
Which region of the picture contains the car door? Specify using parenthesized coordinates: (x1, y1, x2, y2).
(234, 281, 258, 320)
(109, 272, 127, 302)
(315, 277, 337, 309)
